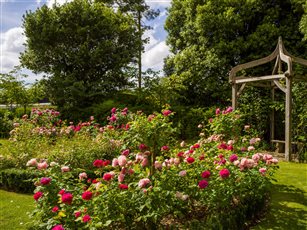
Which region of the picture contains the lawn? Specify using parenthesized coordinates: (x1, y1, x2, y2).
(251, 161, 307, 230)
(0, 162, 306, 229)
(0, 190, 34, 230)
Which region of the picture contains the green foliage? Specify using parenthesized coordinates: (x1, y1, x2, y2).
(165, 0, 306, 107)
(21, 0, 140, 119)
(0, 168, 37, 193)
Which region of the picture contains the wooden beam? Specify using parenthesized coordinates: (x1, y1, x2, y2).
(273, 80, 286, 93)
(270, 83, 275, 143)
(235, 74, 285, 84)
(237, 83, 246, 97)
(229, 44, 279, 82)
(285, 76, 292, 161)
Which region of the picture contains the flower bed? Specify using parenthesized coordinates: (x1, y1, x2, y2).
(25, 107, 278, 229)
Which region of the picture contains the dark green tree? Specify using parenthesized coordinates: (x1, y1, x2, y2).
(21, 0, 139, 119)
(164, 0, 307, 107)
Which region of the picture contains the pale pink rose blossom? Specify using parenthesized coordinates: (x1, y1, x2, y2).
(227, 140, 234, 145)
(95, 182, 101, 190)
(249, 138, 257, 145)
(263, 154, 273, 161)
(79, 172, 87, 180)
(180, 141, 186, 147)
(26, 158, 37, 167)
(179, 170, 187, 177)
(252, 154, 260, 162)
(247, 146, 255, 151)
(244, 125, 250, 131)
(118, 155, 127, 167)
(61, 166, 70, 172)
(174, 158, 180, 165)
(271, 158, 278, 164)
(37, 161, 48, 170)
(138, 178, 150, 188)
(118, 173, 125, 183)
(135, 153, 144, 162)
(259, 168, 267, 175)
(182, 194, 189, 201)
(233, 160, 240, 166)
(50, 162, 58, 167)
(112, 158, 119, 167)
(141, 157, 148, 167)
(198, 124, 203, 128)
(154, 161, 162, 170)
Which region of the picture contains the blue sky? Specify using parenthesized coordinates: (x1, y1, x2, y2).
(0, 0, 171, 83)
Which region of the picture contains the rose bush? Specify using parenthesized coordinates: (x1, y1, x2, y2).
(26, 107, 278, 229)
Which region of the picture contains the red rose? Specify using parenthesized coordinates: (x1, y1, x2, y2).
(103, 160, 110, 166)
(83, 214, 91, 223)
(227, 145, 234, 151)
(119, 184, 129, 190)
(177, 152, 184, 158)
(162, 109, 172, 116)
(219, 169, 230, 179)
(93, 159, 104, 167)
(229, 154, 238, 162)
(40, 177, 51, 185)
(33, 191, 43, 201)
(82, 191, 93, 200)
(75, 211, 81, 218)
(198, 180, 209, 189)
(193, 143, 200, 149)
(186, 157, 195, 164)
(139, 143, 147, 151)
(103, 173, 112, 181)
(161, 145, 170, 151)
(61, 193, 73, 205)
(58, 189, 65, 195)
(218, 143, 227, 150)
(201, 170, 211, 178)
(52, 206, 59, 212)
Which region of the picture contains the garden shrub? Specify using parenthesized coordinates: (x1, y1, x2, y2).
(25, 106, 278, 229)
(0, 168, 37, 193)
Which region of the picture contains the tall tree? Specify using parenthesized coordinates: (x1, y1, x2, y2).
(98, 0, 159, 88)
(21, 0, 139, 118)
(165, 0, 307, 107)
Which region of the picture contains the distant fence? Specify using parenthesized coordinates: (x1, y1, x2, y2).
(0, 103, 51, 109)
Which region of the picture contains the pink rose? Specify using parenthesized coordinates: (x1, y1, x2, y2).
(51, 206, 59, 212)
(252, 154, 261, 162)
(61, 166, 70, 172)
(174, 158, 180, 165)
(162, 109, 172, 116)
(37, 161, 48, 170)
(118, 173, 125, 183)
(26, 158, 37, 167)
(216, 108, 220, 115)
(93, 159, 104, 168)
(112, 158, 118, 167)
(52, 225, 65, 230)
(119, 184, 129, 190)
(138, 178, 150, 188)
(111, 107, 116, 114)
(154, 161, 162, 170)
(179, 170, 187, 177)
(75, 211, 81, 218)
(247, 146, 255, 152)
(118, 155, 127, 167)
(135, 153, 144, 162)
(139, 143, 147, 151)
(79, 172, 87, 180)
(161, 145, 170, 151)
(259, 167, 267, 176)
(141, 157, 148, 167)
(263, 154, 273, 161)
(40, 177, 51, 185)
(121, 149, 130, 156)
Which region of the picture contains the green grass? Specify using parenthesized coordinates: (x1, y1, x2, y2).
(252, 161, 307, 230)
(0, 190, 34, 230)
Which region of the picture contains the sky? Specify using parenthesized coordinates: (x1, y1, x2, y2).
(0, 0, 172, 84)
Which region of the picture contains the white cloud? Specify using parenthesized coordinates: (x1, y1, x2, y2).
(46, 0, 72, 8)
(0, 27, 25, 73)
(143, 41, 169, 71)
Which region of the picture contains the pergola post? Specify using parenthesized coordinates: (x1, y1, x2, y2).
(270, 83, 275, 142)
(285, 75, 292, 161)
(232, 83, 237, 110)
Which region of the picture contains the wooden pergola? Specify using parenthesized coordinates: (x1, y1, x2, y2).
(229, 37, 307, 161)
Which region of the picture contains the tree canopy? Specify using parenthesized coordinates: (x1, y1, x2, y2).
(164, 0, 307, 107)
(21, 0, 140, 118)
